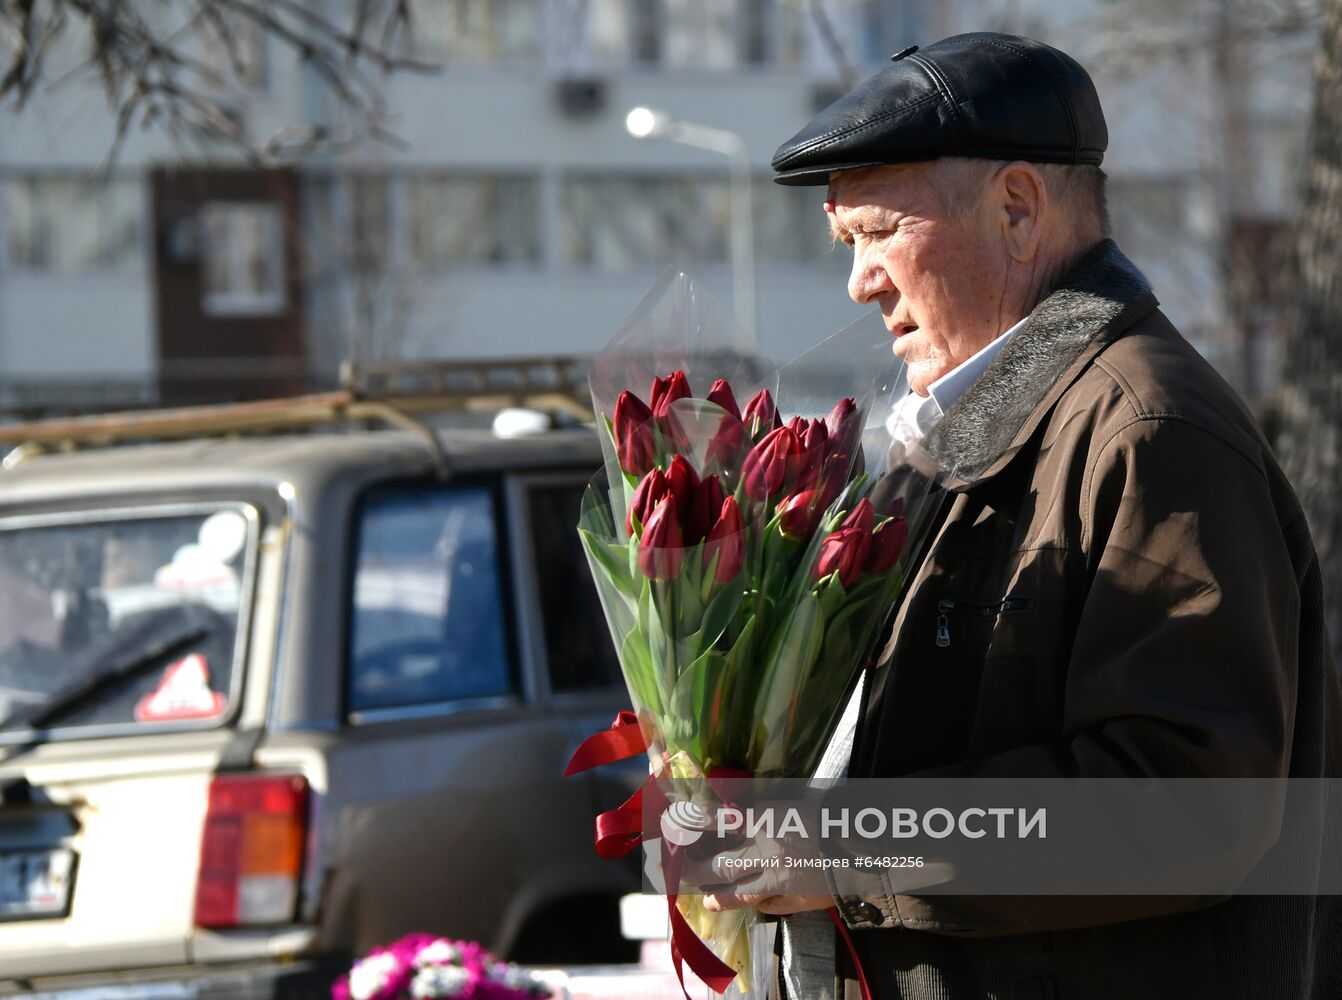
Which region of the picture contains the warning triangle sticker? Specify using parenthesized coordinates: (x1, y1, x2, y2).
(135, 653, 227, 722)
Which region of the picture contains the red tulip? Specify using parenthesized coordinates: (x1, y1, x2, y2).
(650, 371, 692, 428)
(707, 379, 741, 421)
(840, 497, 875, 536)
(741, 426, 805, 501)
(786, 415, 806, 436)
(825, 397, 861, 459)
(802, 419, 828, 454)
(705, 412, 745, 471)
(704, 497, 746, 582)
(867, 515, 908, 574)
(613, 390, 656, 476)
(813, 526, 872, 588)
(797, 419, 829, 488)
(638, 495, 684, 580)
(777, 488, 825, 541)
(685, 474, 726, 545)
(666, 454, 700, 517)
(742, 389, 783, 442)
(627, 468, 671, 535)
(810, 451, 849, 510)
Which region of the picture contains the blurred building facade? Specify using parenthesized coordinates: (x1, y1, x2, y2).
(0, 0, 1315, 412)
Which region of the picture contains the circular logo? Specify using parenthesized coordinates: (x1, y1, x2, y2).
(660, 799, 712, 847)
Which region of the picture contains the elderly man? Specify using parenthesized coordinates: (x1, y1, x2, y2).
(704, 31, 1342, 1000)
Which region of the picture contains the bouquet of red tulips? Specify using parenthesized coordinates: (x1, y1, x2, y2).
(586, 372, 907, 779)
(572, 274, 940, 997)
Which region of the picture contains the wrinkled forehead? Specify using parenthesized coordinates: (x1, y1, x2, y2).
(824, 162, 934, 213)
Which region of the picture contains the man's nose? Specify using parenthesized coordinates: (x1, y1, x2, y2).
(847, 246, 895, 305)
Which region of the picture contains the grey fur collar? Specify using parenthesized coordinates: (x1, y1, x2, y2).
(921, 239, 1154, 482)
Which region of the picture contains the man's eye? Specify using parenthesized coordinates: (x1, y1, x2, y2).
(849, 228, 892, 246)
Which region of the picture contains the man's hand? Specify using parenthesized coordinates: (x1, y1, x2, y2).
(702, 891, 833, 916)
(687, 812, 835, 916)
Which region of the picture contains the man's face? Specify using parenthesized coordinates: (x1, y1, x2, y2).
(827, 164, 1011, 396)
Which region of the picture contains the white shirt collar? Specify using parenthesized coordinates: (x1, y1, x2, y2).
(887, 316, 1027, 447)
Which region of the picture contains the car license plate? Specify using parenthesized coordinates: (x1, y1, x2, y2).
(0, 848, 75, 919)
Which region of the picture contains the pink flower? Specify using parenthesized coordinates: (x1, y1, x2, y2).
(335, 935, 549, 1000)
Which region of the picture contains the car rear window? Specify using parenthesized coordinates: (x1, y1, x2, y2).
(526, 481, 622, 693)
(347, 483, 514, 714)
(0, 505, 253, 737)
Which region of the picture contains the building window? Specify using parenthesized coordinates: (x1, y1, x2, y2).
(348, 483, 514, 713)
(407, 174, 541, 267)
(571, 0, 634, 66)
(569, 0, 808, 69)
(560, 173, 838, 271)
(201, 202, 287, 316)
(4, 175, 143, 272)
(560, 173, 730, 269)
(659, 0, 738, 68)
(846, 0, 924, 68)
(348, 174, 392, 271)
(408, 0, 540, 63)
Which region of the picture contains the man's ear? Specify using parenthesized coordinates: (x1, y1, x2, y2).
(995, 162, 1047, 262)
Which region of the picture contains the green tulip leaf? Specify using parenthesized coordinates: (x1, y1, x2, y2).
(669, 649, 729, 764)
(692, 583, 747, 651)
(578, 529, 635, 598)
(619, 626, 661, 718)
(751, 590, 824, 773)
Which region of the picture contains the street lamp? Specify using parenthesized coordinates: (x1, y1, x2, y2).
(624, 106, 757, 337)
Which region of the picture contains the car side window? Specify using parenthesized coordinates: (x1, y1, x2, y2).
(348, 482, 513, 713)
(527, 482, 623, 693)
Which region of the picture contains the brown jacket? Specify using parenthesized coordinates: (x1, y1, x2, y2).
(831, 240, 1342, 999)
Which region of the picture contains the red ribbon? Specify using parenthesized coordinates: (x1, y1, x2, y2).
(567, 715, 879, 998)
(564, 710, 648, 776)
(565, 712, 658, 860)
(663, 839, 738, 998)
(594, 782, 645, 859)
(828, 905, 874, 1000)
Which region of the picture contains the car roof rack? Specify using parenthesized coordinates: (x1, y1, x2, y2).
(0, 356, 592, 474)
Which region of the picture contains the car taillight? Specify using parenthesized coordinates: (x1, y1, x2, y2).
(194, 773, 309, 928)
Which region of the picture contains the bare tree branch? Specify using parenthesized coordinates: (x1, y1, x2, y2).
(0, 0, 436, 165)
(805, 0, 856, 90)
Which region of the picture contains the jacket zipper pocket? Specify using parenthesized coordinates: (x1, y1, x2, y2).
(935, 597, 1034, 648)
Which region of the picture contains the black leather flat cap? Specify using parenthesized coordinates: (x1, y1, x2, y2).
(772, 32, 1107, 186)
